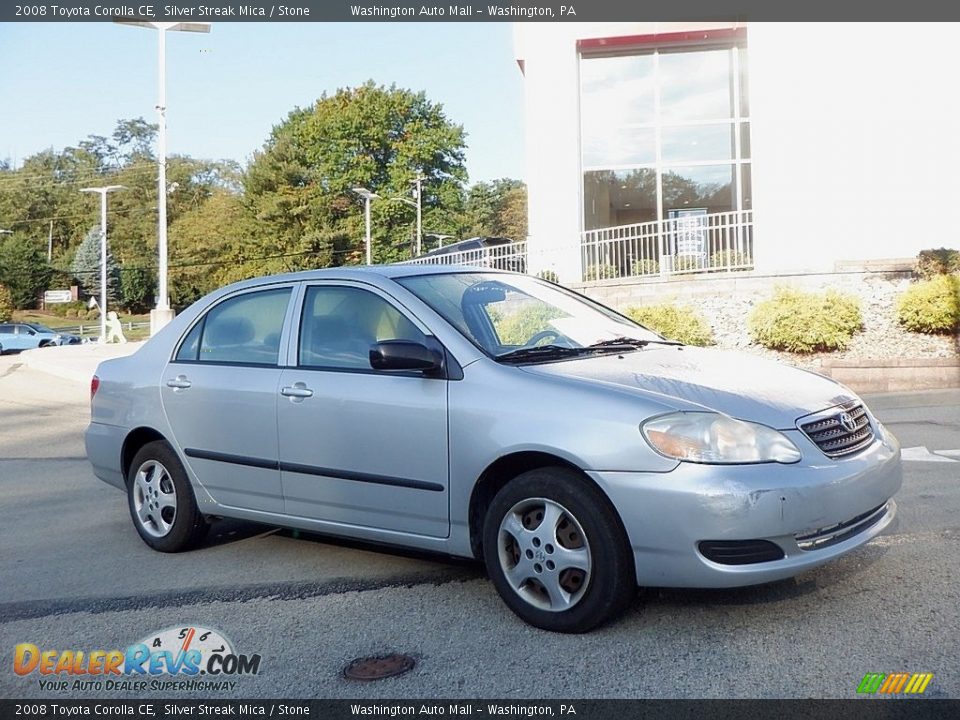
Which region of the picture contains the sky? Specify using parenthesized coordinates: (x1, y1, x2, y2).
(0, 22, 524, 184)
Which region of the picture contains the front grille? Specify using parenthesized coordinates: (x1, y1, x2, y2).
(698, 539, 785, 565)
(800, 402, 874, 458)
(795, 502, 888, 551)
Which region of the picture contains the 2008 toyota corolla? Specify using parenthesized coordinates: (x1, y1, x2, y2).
(86, 266, 901, 632)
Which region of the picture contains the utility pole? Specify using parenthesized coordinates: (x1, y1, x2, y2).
(47, 220, 53, 262)
(413, 173, 424, 257)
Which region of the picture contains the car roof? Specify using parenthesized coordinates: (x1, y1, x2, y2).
(215, 263, 513, 294)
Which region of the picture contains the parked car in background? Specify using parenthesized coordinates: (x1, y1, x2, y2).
(0, 322, 80, 353)
(419, 236, 526, 273)
(86, 266, 901, 632)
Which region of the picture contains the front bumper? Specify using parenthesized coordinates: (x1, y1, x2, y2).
(589, 429, 902, 588)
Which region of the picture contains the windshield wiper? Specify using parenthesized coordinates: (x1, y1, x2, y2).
(588, 336, 684, 348)
(495, 344, 597, 364)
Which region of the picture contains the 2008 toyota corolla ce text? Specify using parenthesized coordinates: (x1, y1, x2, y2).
(86, 266, 901, 632)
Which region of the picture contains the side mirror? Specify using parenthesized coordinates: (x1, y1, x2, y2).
(369, 340, 443, 373)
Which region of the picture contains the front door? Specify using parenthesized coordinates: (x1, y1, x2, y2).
(277, 282, 449, 538)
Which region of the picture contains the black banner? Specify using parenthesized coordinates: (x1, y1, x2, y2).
(2, 700, 959, 720)
(3, 0, 960, 22)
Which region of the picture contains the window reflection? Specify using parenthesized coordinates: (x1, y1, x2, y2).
(580, 42, 750, 234)
(584, 169, 657, 231)
(661, 165, 734, 215)
(661, 124, 734, 163)
(659, 49, 734, 122)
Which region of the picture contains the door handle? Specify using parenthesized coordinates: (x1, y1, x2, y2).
(165, 375, 192, 390)
(280, 383, 314, 399)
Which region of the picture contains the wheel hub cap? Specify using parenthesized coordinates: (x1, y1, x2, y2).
(497, 497, 592, 613)
(133, 460, 177, 538)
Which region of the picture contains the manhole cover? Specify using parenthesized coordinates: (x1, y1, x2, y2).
(343, 653, 416, 681)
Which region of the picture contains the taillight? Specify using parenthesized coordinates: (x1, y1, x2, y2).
(91, 375, 100, 401)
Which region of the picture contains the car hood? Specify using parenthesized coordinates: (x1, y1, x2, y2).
(519, 346, 856, 429)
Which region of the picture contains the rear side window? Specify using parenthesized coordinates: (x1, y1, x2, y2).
(175, 288, 291, 366)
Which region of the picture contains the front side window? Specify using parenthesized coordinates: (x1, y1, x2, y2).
(175, 287, 291, 365)
(298, 286, 426, 370)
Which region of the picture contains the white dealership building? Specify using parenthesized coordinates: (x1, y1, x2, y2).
(513, 23, 960, 282)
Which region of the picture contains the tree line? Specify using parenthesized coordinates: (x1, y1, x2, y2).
(0, 82, 527, 311)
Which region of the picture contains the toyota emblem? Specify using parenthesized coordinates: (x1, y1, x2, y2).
(839, 412, 858, 432)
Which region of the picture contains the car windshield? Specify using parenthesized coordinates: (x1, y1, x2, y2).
(396, 272, 663, 359)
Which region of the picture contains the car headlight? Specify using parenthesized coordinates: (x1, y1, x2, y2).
(641, 412, 801, 464)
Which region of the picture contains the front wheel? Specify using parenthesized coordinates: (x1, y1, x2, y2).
(127, 440, 207, 552)
(482, 467, 636, 632)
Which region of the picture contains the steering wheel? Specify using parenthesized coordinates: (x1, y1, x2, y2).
(521, 329, 562, 349)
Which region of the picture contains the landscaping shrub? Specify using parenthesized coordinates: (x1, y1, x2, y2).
(748, 287, 862, 353)
(915, 248, 960, 279)
(671, 255, 704, 272)
(584, 264, 619, 281)
(631, 259, 660, 276)
(0, 284, 12, 322)
(896, 274, 960, 334)
(710, 250, 753, 270)
(625, 303, 714, 346)
(49, 301, 85, 318)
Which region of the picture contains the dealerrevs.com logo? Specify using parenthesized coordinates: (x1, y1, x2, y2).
(13, 625, 261, 692)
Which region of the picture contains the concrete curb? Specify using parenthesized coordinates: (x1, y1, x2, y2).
(19, 342, 145, 384)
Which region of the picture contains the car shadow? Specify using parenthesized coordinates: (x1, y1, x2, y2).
(199, 516, 482, 572)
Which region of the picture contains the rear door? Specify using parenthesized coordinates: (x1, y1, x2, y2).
(160, 285, 295, 513)
(276, 281, 450, 537)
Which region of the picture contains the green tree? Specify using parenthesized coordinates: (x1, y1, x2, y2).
(168, 190, 274, 305)
(246, 82, 467, 266)
(0, 284, 13, 321)
(458, 179, 527, 240)
(0, 235, 53, 309)
(71, 226, 120, 304)
(119, 266, 156, 314)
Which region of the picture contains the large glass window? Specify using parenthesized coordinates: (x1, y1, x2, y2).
(580, 42, 751, 233)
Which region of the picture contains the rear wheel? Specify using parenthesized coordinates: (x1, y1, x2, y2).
(482, 467, 636, 632)
(127, 440, 207, 552)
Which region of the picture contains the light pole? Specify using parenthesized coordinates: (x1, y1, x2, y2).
(79, 185, 125, 343)
(352, 188, 379, 265)
(412, 173, 424, 256)
(115, 19, 211, 335)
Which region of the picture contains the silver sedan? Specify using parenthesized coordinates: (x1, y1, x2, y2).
(86, 266, 901, 632)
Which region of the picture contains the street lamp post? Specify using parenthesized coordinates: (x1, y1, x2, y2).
(412, 173, 424, 256)
(79, 185, 125, 343)
(352, 188, 379, 265)
(115, 19, 211, 335)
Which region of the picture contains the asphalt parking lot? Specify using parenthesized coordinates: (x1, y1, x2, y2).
(1, 352, 958, 700)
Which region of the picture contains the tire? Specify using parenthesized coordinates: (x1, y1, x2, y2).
(127, 440, 208, 552)
(482, 467, 636, 633)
